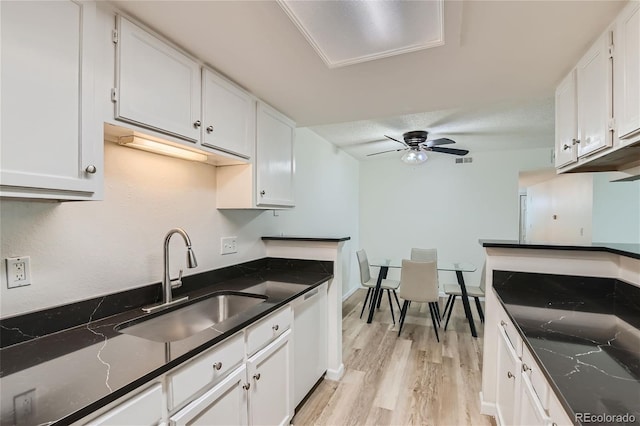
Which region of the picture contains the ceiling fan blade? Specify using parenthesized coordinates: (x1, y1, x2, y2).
(366, 148, 406, 157)
(424, 138, 456, 147)
(384, 135, 409, 147)
(429, 146, 469, 156)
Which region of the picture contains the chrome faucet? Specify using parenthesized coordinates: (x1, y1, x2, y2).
(143, 228, 198, 313)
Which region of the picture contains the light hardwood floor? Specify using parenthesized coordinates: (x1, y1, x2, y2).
(292, 289, 495, 426)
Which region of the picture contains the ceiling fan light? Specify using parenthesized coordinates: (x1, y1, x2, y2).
(401, 149, 428, 165)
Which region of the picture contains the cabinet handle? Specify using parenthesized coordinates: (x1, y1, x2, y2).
(507, 371, 514, 379)
(206, 125, 214, 133)
(562, 144, 571, 151)
(272, 324, 279, 331)
(522, 363, 530, 372)
(253, 373, 261, 381)
(572, 138, 580, 145)
(193, 120, 202, 128)
(260, 190, 266, 196)
(213, 362, 222, 371)
(85, 165, 97, 174)
(242, 383, 251, 390)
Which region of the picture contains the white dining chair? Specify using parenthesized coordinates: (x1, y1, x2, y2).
(397, 259, 441, 342)
(443, 261, 486, 330)
(356, 250, 401, 324)
(409, 248, 441, 321)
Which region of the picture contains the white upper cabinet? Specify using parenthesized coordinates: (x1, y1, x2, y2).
(0, 0, 102, 200)
(201, 69, 255, 159)
(576, 29, 614, 159)
(615, 1, 640, 143)
(115, 16, 201, 142)
(256, 102, 295, 207)
(554, 70, 578, 168)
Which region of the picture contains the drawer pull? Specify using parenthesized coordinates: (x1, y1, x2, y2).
(213, 362, 222, 371)
(272, 324, 279, 331)
(242, 383, 250, 390)
(522, 363, 530, 372)
(507, 371, 514, 379)
(253, 373, 261, 381)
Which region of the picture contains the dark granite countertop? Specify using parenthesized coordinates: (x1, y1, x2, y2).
(493, 270, 640, 425)
(0, 258, 333, 425)
(262, 235, 351, 242)
(480, 239, 640, 260)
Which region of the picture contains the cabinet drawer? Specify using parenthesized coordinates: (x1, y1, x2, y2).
(169, 332, 244, 409)
(246, 306, 292, 356)
(87, 383, 162, 425)
(522, 345, 549, 410)
(498, 310, 522, 357)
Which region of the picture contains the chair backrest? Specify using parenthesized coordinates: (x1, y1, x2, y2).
(356, 249, 371, 284)
(399, 259, 439, 303)
(411, 248, 438, 262)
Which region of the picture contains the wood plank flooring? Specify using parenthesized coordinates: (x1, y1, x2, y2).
(292, 289, 495, 426)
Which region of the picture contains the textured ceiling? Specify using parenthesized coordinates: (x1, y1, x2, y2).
(109, 0, 625, 156)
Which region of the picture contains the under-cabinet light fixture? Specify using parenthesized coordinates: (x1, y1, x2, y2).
(118, 136, 208, 162)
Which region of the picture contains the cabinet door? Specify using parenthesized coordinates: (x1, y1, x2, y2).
(202, 69, 255, 159)
(554, 70, 578, 168)
(518, 373, 549, 426)
(247, 330, 292, 426)
(576, 30, 614, 158)
(116, 16, 201, 142)
(615, 1, 640, 141)
(293, 285, 328, 407)
(256, 102, 295, 207)
(496, 326, 521, 426)
(170, 366, 248, 426)
(1, 0, 100, 199)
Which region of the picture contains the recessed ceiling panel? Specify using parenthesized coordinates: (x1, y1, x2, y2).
(278, 0, 444, 68)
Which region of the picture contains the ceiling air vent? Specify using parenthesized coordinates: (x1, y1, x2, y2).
(455, 157, 473, 164)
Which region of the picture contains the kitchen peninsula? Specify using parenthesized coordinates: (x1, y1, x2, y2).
(479, 240, 640, 425)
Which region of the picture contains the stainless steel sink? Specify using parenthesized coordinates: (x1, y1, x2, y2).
(240, 281, 310, 300)
(116, 293, 266, 342)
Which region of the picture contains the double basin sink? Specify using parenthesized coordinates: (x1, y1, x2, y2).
(115, 281, 308, 343)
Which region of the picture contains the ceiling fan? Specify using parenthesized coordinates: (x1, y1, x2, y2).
(367, 130, 469, 164)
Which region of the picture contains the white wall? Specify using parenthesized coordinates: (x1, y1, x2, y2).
(592, 172, 640, 243)
(268, 128, 360, 297)
(359, 148, 552, 286)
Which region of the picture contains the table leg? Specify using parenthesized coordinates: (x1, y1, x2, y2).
(376, 266, 388, 308)
(367, 266, 388, 324)
(456, 270, 478, 338)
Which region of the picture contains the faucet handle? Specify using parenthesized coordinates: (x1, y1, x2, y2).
(171, 269, 183, 289)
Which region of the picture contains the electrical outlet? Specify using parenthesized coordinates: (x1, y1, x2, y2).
(221, 237, 238, 255)
(13, 389, 35, 424)
(6, 257, 31, 288)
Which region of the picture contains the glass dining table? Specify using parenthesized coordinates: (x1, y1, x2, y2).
(367, 259, 479, 337)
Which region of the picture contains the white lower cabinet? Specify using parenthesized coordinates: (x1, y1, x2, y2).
(170, 365, 248, 426)
(496, 325, 521, 426)
(518, 374, 550, 426)
(247, 330, 293, 426)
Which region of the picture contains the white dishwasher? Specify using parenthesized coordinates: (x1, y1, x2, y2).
(292, 282, 328, 407)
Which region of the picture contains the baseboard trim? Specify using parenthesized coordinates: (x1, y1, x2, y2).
(480, 391, 497, 417)
(342, 285, 359, 301)
(325, 363, 345, 381)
